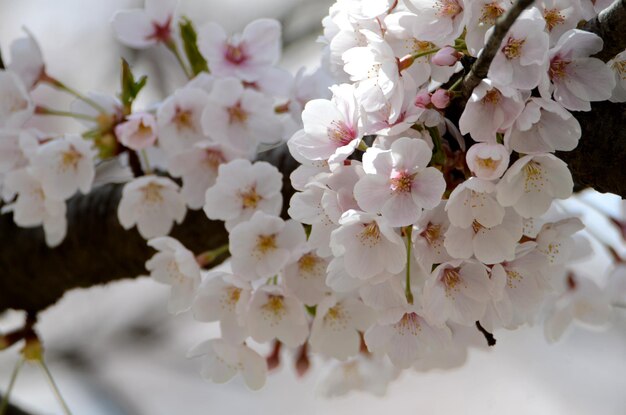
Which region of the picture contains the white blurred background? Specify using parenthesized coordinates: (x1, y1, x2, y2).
(0, 1, 625, 414)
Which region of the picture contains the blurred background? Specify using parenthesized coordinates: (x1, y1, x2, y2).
(0, 1, 625, 414)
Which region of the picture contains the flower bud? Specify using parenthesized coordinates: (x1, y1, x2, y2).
(431, 89, 451, 109)
(432, 46, 462, 66)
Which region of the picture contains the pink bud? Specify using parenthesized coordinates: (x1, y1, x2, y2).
(414, 91, 431, 108)
(432, 46, 462, 67)
(431, 89, 451, 109)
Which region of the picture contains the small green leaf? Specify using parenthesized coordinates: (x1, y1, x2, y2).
(179, 17, 209, 76)
(120, 59, 147, 112)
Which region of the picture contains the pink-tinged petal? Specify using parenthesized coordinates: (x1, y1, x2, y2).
(381, 193, 420, 227)
(112, 10, 155, 49)
(242, 18, 281, 66)
(443, 226, 473, 259)
(411, 167, 446, 209)
(390, 137, 432, 171)
(354, 175, 391, 213)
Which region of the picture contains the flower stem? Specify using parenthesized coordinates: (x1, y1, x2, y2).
(140, 150, 152, 175)
(0, 358, 24, 415)
(405, 226, 414, 305)
(41, 74, 107, 113)
(196, 244, 230, 268)
(35, 106, 99, 122)
(427, 126, 446, 166)
(38, 359, 73, 415)
(166, 40, 193, 79)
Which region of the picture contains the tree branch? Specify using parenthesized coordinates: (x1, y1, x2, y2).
(461, 0, 535, 98)
(582, 0, 626, 62)
(0, 147, 298, 314)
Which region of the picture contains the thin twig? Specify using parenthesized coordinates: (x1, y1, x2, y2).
(476, 321, 497, 346)
(0, 358, 24, 415)
(38, 360, 73, 415)
(461, 0, 535, 98)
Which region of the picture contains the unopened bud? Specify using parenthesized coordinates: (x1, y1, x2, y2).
(432, 46, 462, 66)
(431, 89, 452, 109)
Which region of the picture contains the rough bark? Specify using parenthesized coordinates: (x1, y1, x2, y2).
(0, 147, 297, 314)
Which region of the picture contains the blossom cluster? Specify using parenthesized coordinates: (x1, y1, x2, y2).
(1, 0, 626, 396)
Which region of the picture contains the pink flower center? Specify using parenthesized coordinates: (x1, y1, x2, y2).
(203, 149, 226, 172)
(389, 170, 414, 193)
(481, 88, 502, 105)
(225, 43, 247, 65)
(227, 102, 248, 124)
(549, 57, 571, 81)
(394, 312, 421, 335)
(502, 37, 525, 60)
(327, 120, 356, 146)
(480, 2, 505, 24)
(544, 8, 565, 31)
(435, 0, 463, 18)
(147, 17, 172, 43)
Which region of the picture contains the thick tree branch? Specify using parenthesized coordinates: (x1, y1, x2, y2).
(583, 0, 626, 62)
(0, 147, 298, 314)
(461, 0, 535, 98)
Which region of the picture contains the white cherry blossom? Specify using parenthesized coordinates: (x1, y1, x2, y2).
(0, 70, 34, 128)
(282, 249, 330, 306)
(146, 236, 201, 314)
(288, 83, 361, 165)
(28, 135, 97, 200)
(465, 142, 510, 180)
(192, 271, 251, 343)
(201, 77, 282, 155)
(7, 29, 44, 89)
(168, 141, 239, 210)
(111, 0, 177, 48)
(539, 29, 616, 111)
(412, 201, 452, 272)
(444, 207, 523, 264)
(198, 19, 281, 82)
(354, 137, 446, 227)
(422, 260, 491, 326)
(245, 285, 309, 347)
(188, 339, 267, 390)
(115, 113, 157, 151)
(330, 210, 406, 281)
(403, 0, 466, 46)
(117, 175, 186, 239)
(156, 87, 210, 156)
(487, 7, 549, 90)
(364, 307, 452, 368)
(2, 168, 67, 247)
(204, 159, 282, 230)
(608, 50, 626, 103)
(496, 153, 573, 218)
(309, 295, 375, 360)
(446, 178, 505, 229)
(229, 211, 306, 281)
(459, 79, 526, 142)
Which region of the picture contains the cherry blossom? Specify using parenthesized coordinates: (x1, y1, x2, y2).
(487, 7, 550, 90)
(0, 70, 34, 128)
(192, 271, 251, 344)
(27, 135, 97, 200)
(496, 153, 573, 218)
(198, 19, 281, 82)
(111, 0, 178, 48)
(229, 211, 306, 281)
(117, 175, 186, 239)
(157, 87, 210, 156)
(188, 339, 267, 390)
(465, 142, 510, 180)
(201, 77, 282, 155)
(422, 260, 491, 326)
(539, 29, 616, 111)
(146, 236, 201, 314)
(608, 50, 626, 103)
(309, 295, 375, 360)
(288, 83, 361, 165)
(1, 168, 67, 247)
(168, 141, 239, 210)
(245, 285, 309, 347)
(403, 0, 466, 46)
(364, 307, 452, 368)
(282, 249, 330, 306)
(7, 29, 44, 89)
(354, 137, 446, 227)
(204, 159, 283, 231)
(330, 210, 406, 280)
(115, 112, 157, 151)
